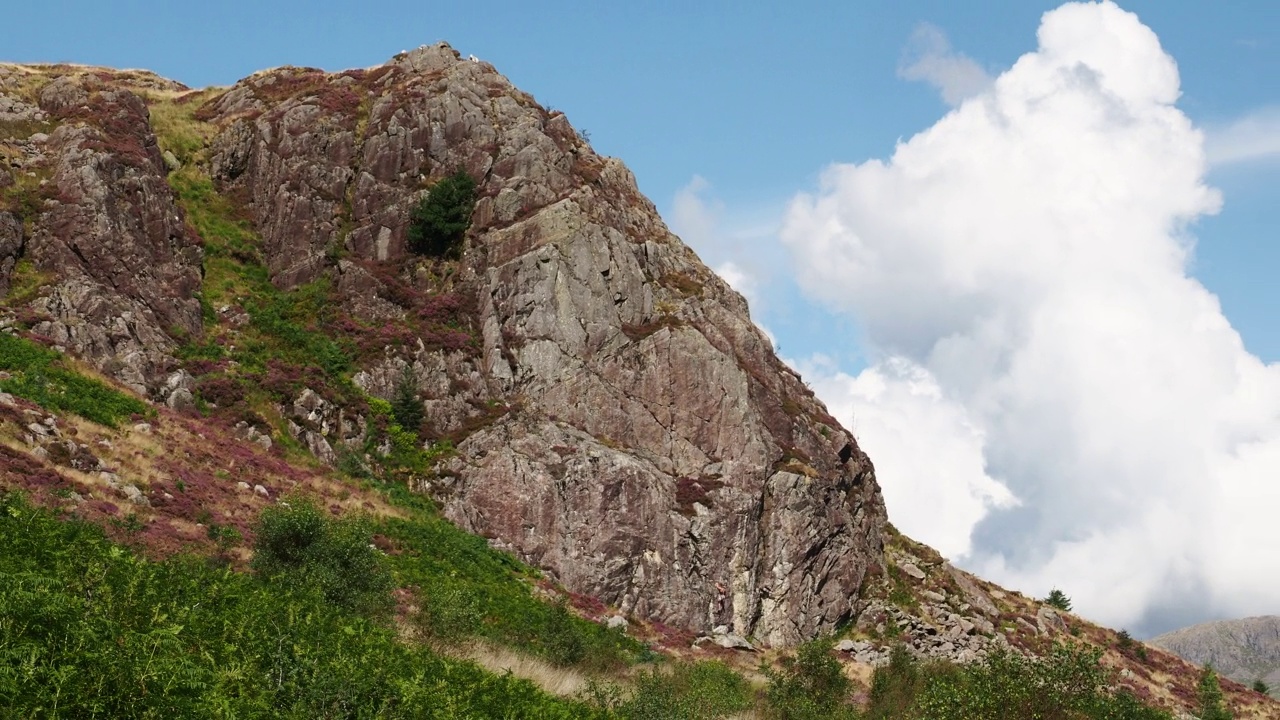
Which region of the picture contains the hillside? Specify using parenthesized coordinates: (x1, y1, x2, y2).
(1, 44, 883, 648)
(1152, 617, 1280, 699)
(3, 45, 1279, 718)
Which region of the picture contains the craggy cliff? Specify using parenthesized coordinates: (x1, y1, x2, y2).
(0, 45, 886, 646)
(1152, 616, 1280, 698)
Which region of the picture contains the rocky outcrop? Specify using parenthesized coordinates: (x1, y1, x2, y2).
(3, 47, 887, 646)
(1151, 616, 1280, 697)
(0, 66, 203, 396)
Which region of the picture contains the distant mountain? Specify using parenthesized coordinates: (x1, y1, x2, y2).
(1150, 616, 1280, 697)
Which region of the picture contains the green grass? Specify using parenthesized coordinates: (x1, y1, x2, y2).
(373, 489, 647, 672)
(0, 259, 51, 307)
(167, 167, 357, 406)
(0, 333, 151, 427)
(0, 492, 611, 718)
(865, 642, 1174, 720)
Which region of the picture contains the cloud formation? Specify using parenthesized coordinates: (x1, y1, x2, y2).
(898, 23, 993, 107)
(783, 1, 1280, 635)
(1205, 106, 1280, 165)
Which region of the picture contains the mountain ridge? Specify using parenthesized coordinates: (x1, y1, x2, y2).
(1152, 616, 1280, 699)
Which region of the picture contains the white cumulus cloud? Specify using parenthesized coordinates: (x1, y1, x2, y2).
(899, 23, 993, 107)
(794, 355, 1017, 560)
(783, 1, 1280, 635)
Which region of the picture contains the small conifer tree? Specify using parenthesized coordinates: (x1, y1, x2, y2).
(1198, 665, 1233, 720)
(1045, 588, 1073, 612)
(390, 367, 423, 435)
(407, 169, 477, 258)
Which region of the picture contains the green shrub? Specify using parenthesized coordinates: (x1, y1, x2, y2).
(390, 367, 424, 436)
(866, 645, 928, 720)
(408, 169, 477, 258)
(1254, 679, 1270, 694)
(765, 636, 858, 719)
(896, 643, 1172, 720)
(416, 580, 483, 643)
(598, 660, 752, 720)
(251, 499, 394, 616)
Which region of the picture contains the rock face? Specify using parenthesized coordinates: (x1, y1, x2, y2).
(0, 47, 887, 646)
(1151, 616, 1280, 697)
(0, 64, 203, 396)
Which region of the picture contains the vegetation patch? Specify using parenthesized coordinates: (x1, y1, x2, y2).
(0, 332, 150, 427)
(0, 492, 608, 718)
(621, 315, 683, 342)
(865, 641, 1174, 719)
(659, 272, 704, 298)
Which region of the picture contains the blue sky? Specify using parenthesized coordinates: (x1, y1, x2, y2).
(5, 2, 1275, 359)
(7, 2, 1280, 634)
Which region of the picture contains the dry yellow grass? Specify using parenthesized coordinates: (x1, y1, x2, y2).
(463, 641, 592, 697)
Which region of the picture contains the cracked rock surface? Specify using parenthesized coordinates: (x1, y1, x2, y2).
(2, 47, 888, 646)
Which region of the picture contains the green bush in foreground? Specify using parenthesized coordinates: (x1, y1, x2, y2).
(0, 332, 150, 427)
(869, 642, 1173, 720)
(1198, 665, 1232, 720)
(586, 660, 751, 720)
(0, 492, 606, 718)
(251, 498, 394, 616)
(765, 636, 859, 719)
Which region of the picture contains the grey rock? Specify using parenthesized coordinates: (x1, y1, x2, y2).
(5, 51, 891, 650)
(121, 484, 149, 506)
(1036, 606, 1066, 634)
(714, 633, 756, 651)
(1017, 617, 1040, 636)
(1150, 615, 1280, 698)
(899, 562, 926, 580)
(605, 615, 628, 630)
